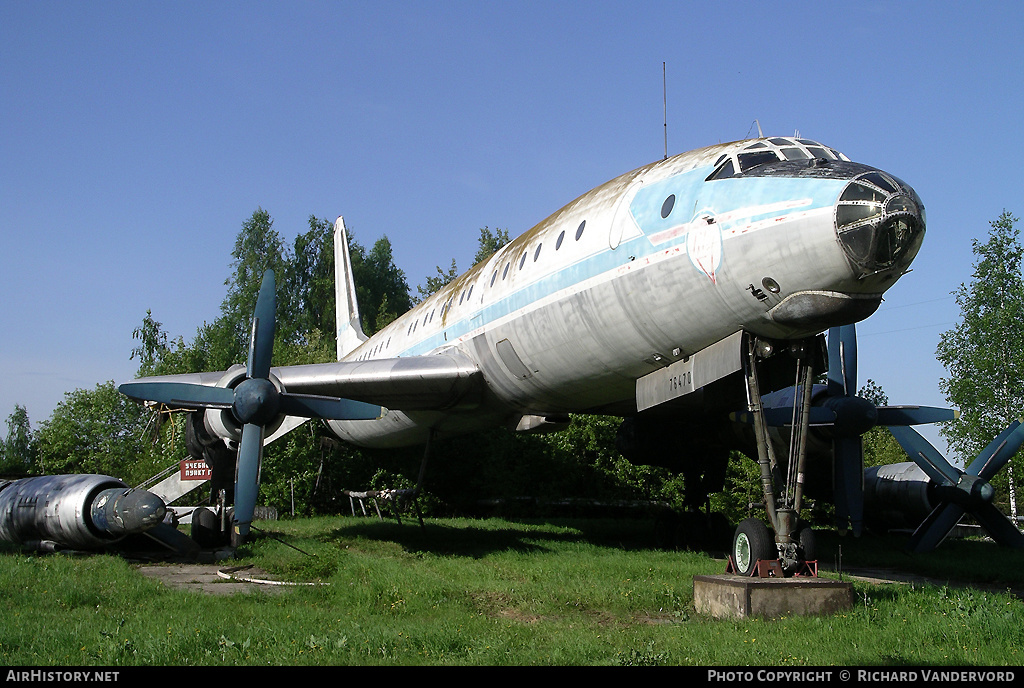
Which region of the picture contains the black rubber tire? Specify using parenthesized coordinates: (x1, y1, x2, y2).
(732, 517, 775, 575)
(190, 506, 227, 548)
(797, 522, 816, 563)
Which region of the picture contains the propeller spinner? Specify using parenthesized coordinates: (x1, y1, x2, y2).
(887, 422, 1024, 552)
(119, 270, 383, 545)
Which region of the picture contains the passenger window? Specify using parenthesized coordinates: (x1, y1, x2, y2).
(533, 243, 542, 262)
(556, 230, 565, 249)
(661, 194, 676, 218)
(575, 220, 586, 240)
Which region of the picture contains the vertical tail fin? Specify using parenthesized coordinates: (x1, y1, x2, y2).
(334, 216, 368, 360)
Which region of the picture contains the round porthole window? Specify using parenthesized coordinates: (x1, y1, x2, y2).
(661, 194, 676, 219)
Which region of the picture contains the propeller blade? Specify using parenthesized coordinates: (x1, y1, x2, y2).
(972, 502, 1024, 549)
(967, 420, 1024, 480)
(827, 325, 857, 397)
(118, 381, 235, 410)
(908, 502, 965, 553)
(887, 425, 961, 486)
(833, 436, 864, 536)
(875, 406, 959, 426)
(233, 422, 265, 544)
(248, 270, 277, 380)
(279, 393, 383, 420)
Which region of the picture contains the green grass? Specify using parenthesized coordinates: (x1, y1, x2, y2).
(2, 516, 1023, 665)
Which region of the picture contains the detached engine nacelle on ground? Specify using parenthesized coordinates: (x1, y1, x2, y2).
(0, 475, 166, 551)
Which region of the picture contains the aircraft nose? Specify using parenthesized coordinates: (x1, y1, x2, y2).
(835, 171, 926, 278)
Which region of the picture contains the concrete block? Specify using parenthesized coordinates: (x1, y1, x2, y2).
(693, 574, 853, 619)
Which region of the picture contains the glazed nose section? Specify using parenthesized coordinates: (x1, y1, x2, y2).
(835, 171, 926, 277)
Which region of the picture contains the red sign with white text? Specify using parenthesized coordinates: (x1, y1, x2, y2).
(180, 459, 213, 481)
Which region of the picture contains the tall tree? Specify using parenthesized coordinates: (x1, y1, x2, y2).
(351, 235, 412, 334)
(33, 382, 169, 483)
(290, 216, 336, 342)
(416, 227, 511, 301)
(473, 226, 510, 265)
(936, 210, 1024, 520)
(416, 259, 459, 302)
(217, 208, 289, 367)
(857, 380, 906, 468)
(1, 405, 35, 475)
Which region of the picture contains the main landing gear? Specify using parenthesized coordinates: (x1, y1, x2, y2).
(732, 334, 819, 576)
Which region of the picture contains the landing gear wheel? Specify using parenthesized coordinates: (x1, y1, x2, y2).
(732, 517, 775, 576)
(797, 522, 816, 563)
(190, 506, 229, 548)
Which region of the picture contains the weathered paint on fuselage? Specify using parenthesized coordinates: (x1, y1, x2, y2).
(329, 139, 919, 447)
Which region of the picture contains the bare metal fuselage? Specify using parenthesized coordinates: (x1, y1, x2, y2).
(327, 139, 923, 446)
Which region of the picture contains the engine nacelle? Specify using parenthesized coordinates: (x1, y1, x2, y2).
(193, 365, 289, 449)
(863, 462, 934, 531)
(0, 475, 166, 550)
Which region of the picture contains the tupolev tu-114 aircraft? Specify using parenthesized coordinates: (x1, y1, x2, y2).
(118, 136, 1024, 572)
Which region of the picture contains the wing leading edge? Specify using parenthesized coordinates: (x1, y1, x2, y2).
(120, 351, 486, 415)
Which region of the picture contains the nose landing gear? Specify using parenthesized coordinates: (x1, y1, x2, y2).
(732, 333, 819, 576)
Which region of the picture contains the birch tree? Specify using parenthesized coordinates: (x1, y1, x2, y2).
(936, 210, 1024, 521)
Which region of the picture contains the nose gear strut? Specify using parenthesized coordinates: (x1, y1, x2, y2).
(736, 332, 818, 575)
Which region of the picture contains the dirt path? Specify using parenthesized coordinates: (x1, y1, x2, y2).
(135, 564, 291, 595)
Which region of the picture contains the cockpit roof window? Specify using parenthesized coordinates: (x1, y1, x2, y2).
(737, 150, 780, 172)
(805, 146, 836, 160)
(706, 137, 851, 180)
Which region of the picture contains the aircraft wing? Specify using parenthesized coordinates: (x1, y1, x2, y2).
(122, 351, 486, 413)
(273, 352, 485, 410)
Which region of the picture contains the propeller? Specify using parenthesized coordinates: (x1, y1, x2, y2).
(828, 324, 868, 537)
(887, 422, 1024, 552)
(749, 325, 957, 536)
(120, 270, 383, 545)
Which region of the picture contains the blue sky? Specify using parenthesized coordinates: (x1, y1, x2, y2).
(2, 1, 1022, 463)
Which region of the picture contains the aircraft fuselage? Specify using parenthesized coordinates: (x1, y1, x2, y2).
(331, 138, 924, 446)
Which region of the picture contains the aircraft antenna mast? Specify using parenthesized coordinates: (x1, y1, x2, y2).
(662, 62, 668, 160)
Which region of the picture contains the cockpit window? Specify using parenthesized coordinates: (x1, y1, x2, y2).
(836, 171, 903, 230)
(706, 158, 735, 181)
(705, 136, 851, 180)
(737, 150, 780, 172)
(805, 146, 835, 160)
(858, 171, 898, 194)
(841, 182, 887, 204)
